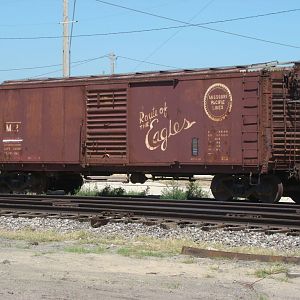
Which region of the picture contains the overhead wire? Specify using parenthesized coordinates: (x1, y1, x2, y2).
(117, 56, 179, 69)
(0, 7, 299, 28)
(1, 25, 299, 49)
(0, 63, 63, 72)
(0, 8, 300, 40)
(95, 0, 215, 24)
(70, 0, 77, 49)
(31, 55, 110, 78)
(28, 54, 179, 78)
(69, 0, 78, 75)
(0, 55, 109, 75)
(95, 1, 300, 25)
(0, 21, 59, 27)
(133, 0, 215, 70)
(0, 7, 299, 49)
(94, 1, 300, 49)
(2, 4, 299, 77)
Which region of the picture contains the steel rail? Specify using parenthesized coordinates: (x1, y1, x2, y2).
(0, 195, 298, 230)
(0, 194, 298, 209)
(0, 198, 298, 216)
(0, 194, 298, 207)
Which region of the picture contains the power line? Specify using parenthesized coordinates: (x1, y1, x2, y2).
(0, 21, 59, 27)
(30, 68, 64, 78)
(3, 19, 299, 49)
(1, 55, 110, 73)
(0, 63, 62, 72)
(72, 55, 110, 68)
(1, 24, 299, 50)
(96, 1, 300, 25)
(199, 8, 300, 25)
(1, 6, 299, 28)
(70, 0, 77, 51)
(117, 56, 180, 69)
(134, 0, 215, 70)
(1, 54, 179, 78)
(0, 5, 298, 49)
(1, 26, 299, 49)
(95, 0, 207, 24)
(0, 0, 180, 27)
(31, 54, 110, 78)
(62, 0, 70, 77)
(0, 25, 186, 39)
(94, 1, 300, 49)
(69, 0, 78, 75)
(0, 7, 299, 43)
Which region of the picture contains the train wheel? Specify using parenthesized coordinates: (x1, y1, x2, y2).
(248, 194, 260, 202)
(0, 183, 11, 194)
(210, 174, 233, 201)
(256, 175, 283, 203)
(130, 173, 147, 184)
(64, 174, 84, 194)
(47, 173, 83, 195)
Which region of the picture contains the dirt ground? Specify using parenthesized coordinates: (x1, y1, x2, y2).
(0, 240, 299, 300)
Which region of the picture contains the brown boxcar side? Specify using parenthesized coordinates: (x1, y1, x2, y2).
(127, 71, 261, 173)
(0, 62, 299, 202)
(0, 86, 85, 165)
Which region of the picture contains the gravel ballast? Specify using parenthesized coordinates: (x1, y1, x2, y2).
(0, 216, 299, 252)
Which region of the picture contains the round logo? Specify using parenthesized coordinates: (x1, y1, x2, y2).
(204, 83, 232, 122)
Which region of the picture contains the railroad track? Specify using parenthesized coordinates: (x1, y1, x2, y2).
(0, 195, 299, 234)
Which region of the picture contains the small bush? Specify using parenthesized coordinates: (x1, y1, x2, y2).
(78, 181, 209, 200)
(161, 180, 209, 200)
(76, 185, 125, 197)
(98, 185, 125, 196)
(77, 184, 150, 197)
(161, 181, 186, 200)
(186, 181, 210, 199)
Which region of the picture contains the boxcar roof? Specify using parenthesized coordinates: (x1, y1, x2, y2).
(1, 60, 299, 87)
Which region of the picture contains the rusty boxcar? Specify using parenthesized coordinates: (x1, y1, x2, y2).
(0, 61, 299, 203)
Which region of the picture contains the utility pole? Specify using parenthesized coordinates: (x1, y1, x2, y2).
(62, 0, 70, 77)
(109, 52, 116, 74)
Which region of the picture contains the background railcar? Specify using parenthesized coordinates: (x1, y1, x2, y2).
(0, 62, 299, 203)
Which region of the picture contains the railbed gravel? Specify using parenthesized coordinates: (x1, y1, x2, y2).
(0, 216, 299, 252)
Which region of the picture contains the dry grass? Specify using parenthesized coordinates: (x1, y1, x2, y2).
(0, 228, 69, 242)
(116, 236, 198, 258)
(0, 228, 299, 259)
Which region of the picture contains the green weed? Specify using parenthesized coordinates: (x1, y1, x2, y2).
(64, 245, 106, 254)
(117, 247, 166, 258)
(254, 264, 288, 278)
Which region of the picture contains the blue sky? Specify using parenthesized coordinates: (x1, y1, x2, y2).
(0, 0, 299, 81)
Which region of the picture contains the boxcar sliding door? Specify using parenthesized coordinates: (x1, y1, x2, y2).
(84, 85, 128, 165)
